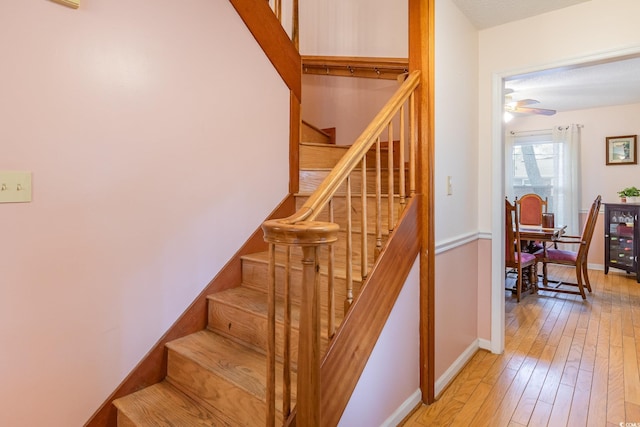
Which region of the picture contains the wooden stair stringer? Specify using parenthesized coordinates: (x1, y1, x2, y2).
(316, 195, 420, 427)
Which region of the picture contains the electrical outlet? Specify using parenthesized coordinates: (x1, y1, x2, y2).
(0, 171, 32, 203)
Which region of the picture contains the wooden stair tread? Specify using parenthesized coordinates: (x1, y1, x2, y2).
(166, 329, 275, 401)
(113, 382, 231, 426)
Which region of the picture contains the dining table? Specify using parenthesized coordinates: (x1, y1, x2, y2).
(518, 224, 567, 244)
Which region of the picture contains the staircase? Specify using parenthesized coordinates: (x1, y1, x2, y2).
(112, 128, 398, 426)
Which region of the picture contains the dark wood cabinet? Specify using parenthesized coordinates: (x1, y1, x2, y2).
(604, 202, 640, 283)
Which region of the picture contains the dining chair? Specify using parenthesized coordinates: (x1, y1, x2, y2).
(516, 193, 551, 253)
(535, 195, 602, 299)
(506, 198, 537, 302)
(516, 193, 548, 226)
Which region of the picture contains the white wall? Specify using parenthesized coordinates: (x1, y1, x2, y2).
(300, 0, 407, 57)
(435, 0, 479, 241)
(0, 1, 289, 425)
(478, 0, 640, 351)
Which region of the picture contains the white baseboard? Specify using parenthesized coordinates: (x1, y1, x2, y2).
(381, 388, 422, 427)
(435, 340, 480, 398)
(478, 338, 492, 350)
(587, 263, 604, 271)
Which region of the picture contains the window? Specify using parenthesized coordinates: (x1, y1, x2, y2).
(506, 126, 581, 235)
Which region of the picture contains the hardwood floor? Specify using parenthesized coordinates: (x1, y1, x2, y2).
(402, 265, 640, 426)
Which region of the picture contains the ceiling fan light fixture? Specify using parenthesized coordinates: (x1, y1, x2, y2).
(504, 111, 514, 123)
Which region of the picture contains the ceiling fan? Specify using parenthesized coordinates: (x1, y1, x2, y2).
(504, 89, 556, 119)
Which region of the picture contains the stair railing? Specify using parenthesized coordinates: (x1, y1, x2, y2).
(262, 70, 421, 426)
(268, 0, 299, 50)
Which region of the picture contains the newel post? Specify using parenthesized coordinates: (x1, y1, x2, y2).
(262, 219, 339, 427)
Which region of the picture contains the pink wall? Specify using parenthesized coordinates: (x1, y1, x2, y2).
(0, 1, 290, 425)
(435, 240, 479, 379)
(339, 258, 420, 426)
(301, 75, 400, 146)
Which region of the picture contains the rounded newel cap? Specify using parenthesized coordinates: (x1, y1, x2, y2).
(262, 219, 340, 246)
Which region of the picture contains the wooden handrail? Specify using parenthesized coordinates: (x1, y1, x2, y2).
(261, 70, 421, 426)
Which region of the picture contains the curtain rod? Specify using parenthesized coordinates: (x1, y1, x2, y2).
(509, 124, 584, 136)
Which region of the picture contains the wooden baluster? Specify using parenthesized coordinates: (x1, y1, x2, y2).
(387, 122, 395, 232)
(292, 0, 299, 51)
(283, 246, 291, 418)
(375, 137, 383, 257)
(399, 104, 406, 211)
(328, 199, 336, 337)
(274, 0, 281, 21)
(361, 155, 369, 278)
(409, 92, 416, 197)
(298, 245, 322, 426)
(263, 219, 338, 427)
(266, 243, 277, 427)
(345, 176, 353, 312)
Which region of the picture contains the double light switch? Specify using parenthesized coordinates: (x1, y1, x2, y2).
(0, 171, 32, 203)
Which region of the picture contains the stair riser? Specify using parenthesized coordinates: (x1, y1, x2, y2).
(272, 231, 388, 268)
(116, 413, 136, 427)
(241, 257, 363, 309)
(300, 144, 350, 169)
(295, 195, 404, 234)
(299, 169, 408, 195)
(166, 350, 276, 426)
(300, 143, 397, 169)
(301, 122, 332, 144)
(207, 302, 301, 363)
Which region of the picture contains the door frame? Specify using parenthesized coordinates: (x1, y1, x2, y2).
(490, 45, 640, 354)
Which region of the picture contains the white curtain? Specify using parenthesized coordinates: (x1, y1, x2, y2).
(505, 132, 515, 201)
(553, 124, 581, 235)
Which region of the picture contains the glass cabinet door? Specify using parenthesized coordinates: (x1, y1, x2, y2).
(607, 207, 636, 270)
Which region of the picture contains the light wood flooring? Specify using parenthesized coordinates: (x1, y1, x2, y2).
(402, 265, 640, 426)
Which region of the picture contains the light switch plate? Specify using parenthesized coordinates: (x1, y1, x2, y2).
(0, 171, 32, 203)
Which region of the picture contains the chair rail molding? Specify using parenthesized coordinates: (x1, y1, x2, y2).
(435, 231, 485, 255)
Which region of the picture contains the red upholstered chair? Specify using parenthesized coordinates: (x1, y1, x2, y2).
(506, 199, 537, 302)
(517, 193, 550, 253)
(517, 193, 548, 226)
(536, 195, 602, 299)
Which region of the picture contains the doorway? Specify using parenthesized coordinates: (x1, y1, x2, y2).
(490, 46, 640, 354)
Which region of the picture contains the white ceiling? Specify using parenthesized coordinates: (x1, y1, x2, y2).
(505, 56, 640, 113)
(452, 0, 640, 114)
(451, 0, 591, 30)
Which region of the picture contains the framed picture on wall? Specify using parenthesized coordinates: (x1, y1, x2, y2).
(606, 135, 637, 165)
